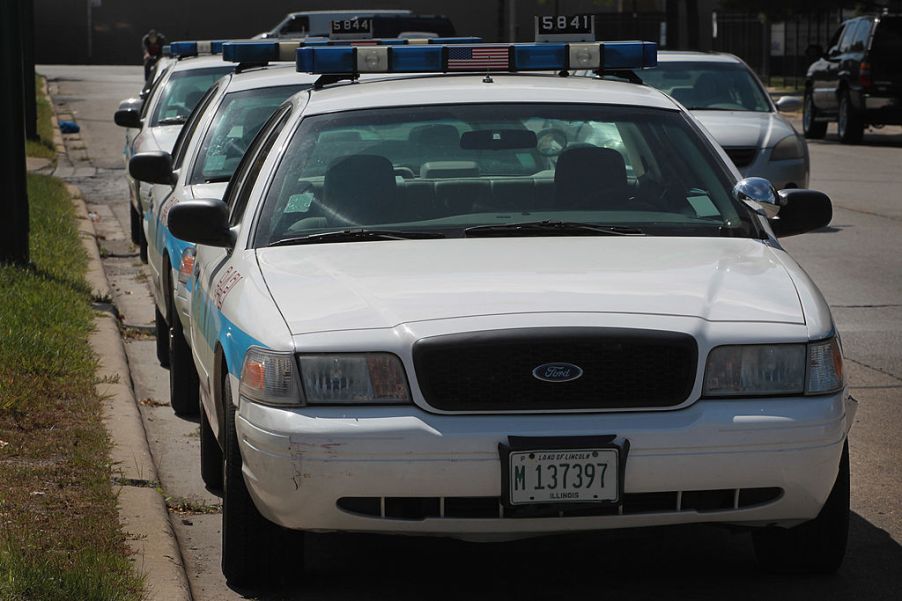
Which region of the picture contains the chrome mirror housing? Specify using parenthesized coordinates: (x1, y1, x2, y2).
(733, 177, 785, 219)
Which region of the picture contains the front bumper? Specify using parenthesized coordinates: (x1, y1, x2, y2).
(237, 390, 855, 539)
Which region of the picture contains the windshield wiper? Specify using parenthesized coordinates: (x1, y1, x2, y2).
(158, 116, 188, 125)
(464, 220, 644, 238)
(268, 229, 446, 247)
(204, 176, 231, 184)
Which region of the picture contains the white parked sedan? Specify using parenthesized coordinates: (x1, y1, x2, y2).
(114, 44, 233, 265)
(167, 41, 852, 586)
(640, 51, 809, 190)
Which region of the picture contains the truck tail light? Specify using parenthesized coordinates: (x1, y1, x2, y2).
(859, 61, 872, 89)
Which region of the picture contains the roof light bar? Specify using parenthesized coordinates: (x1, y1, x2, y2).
(167, 40, 227, 58)
(296, 41, 657, 75)
(223, 37, 481, 64)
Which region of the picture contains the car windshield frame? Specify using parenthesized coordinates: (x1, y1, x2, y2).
(640, 60, 774, 113)
(150, 65, 234, 127)
(251, 102, 761, 248)
(189, 84, 310, 185)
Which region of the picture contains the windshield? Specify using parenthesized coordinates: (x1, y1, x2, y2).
(190, 85, 308, 184)
(641, 62, 772, 112)
(151, 66, 233, 126)
(254, 103, 755, 247)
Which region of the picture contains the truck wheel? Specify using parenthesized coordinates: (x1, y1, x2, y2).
(199, 400, 223, 491)
(154, 307, 170, 368)
(838, 91, 864, 144)
(803, 91, 827, 139)
(752, 442, 849, 573)
(168, 319, 199, 416)
(221, 372, 305, 586)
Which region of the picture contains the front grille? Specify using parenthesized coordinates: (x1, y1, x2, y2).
(724, 146, 758, 168)
(336, 488, 783, 520)
(412, 328, 697, 411)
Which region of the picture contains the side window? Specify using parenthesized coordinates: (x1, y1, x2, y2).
(171, 84, 220, 170)
(852, 20, 872, 51)
(828, 24, 846, 54)
(839, 20, 859, 52)
(225, 106, 292, 226)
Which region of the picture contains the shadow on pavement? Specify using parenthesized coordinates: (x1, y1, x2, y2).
(238, 512, 900, 600)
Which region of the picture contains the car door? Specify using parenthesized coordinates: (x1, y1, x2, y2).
(148, 84, 220, 316)
(191, 105, 293, 399)
(815, 22, 850, 111)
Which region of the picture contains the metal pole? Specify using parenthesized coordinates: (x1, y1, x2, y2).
(0, 0, 30, 265)
(22, 0, 36, 141)
(508, 0, 516, 42)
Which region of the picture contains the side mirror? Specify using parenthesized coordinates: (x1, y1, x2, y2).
(168, 199, 235, 247)
(114, 107, 142, 129)
(771, 189, 832, 237)
(775, 96, 802, 113)
(129, 151, 176, 186)
(804, 44, 824, 63)
(733, 177, 783, 218)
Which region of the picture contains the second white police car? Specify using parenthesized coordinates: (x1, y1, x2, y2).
(166, 40, 854, 586)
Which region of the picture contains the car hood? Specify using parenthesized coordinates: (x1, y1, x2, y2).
(692, 110, 795, 149)
(256, 237, 804, 335)
(149, 125, 182, 154)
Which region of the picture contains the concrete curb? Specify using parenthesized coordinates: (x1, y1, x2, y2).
(48, 95, 193, 599)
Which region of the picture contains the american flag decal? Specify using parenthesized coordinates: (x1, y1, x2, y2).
(447, 46, 510, 71)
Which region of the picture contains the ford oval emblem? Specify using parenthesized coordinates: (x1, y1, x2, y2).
(532, 363, 583, 383)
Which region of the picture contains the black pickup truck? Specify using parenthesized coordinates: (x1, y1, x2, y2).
(803, 13, 902, 144)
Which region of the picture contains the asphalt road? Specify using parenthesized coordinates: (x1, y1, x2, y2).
(39, 65, 902, 600)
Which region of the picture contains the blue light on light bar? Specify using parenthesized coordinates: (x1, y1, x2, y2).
(296, 41, 657, 75)
(168, 40, 226, 58)
(224, 37, 482, 64)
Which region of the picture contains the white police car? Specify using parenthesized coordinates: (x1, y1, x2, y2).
(129, 37, 480, 417)
(128, 42, 320, 417)
(114, 42, 234, 264)
(167, 40, 853, 586)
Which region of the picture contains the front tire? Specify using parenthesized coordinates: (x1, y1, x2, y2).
(838, 90, 864, 144)
(752, 442, 850, 573)
(168, 319, 199, 416)
(129, 204, 141, 245)
(199, 400, 223, 491)
(221, 372, 305, 586)
(154, 307, 170, 368)
(803, 90, 827, 139)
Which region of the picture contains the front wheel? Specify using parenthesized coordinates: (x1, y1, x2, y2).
(154, 307, 170, 368)
(838, 91, 864, 144)
(129, 203, 142, 245)
(168, 319, 199, 416)
(752, 442, 849, 573)
(803, 91, 827, 139)
(199, 400, 223, 491)
(221, 372, 304, 586)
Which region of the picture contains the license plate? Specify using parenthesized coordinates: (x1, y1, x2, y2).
(507, 448, 619, 505)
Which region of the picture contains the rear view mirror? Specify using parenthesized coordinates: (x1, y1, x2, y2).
(771, 189, 832, 237)
(129, 151, 176, 186)
(460, 129, 537, 151)
(114, 107, 142, 129)
(775, 96, 802, 113)
(168, 199, 235, 247)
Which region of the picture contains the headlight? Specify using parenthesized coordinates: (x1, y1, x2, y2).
(703, 337, 844, 397)
(770, 135, 805, 161)
(240, 348, 303, 407)
(297, 353, 411, 405)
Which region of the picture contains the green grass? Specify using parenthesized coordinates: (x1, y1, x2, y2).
(0, 174, 142, 601)
(25, 76, 56, 160)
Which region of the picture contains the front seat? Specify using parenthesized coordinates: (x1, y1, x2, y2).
(554, 146, 630, 210)
(322, 155, 398, 226)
